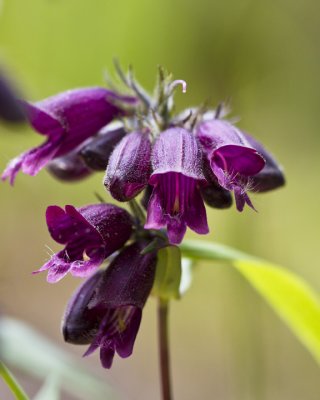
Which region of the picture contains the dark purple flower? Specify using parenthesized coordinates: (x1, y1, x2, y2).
(242, 132, 285, 193)
(35, 203, 133, 283)
(80, 125, 126, 171)
(145, 127, 208, 244)
(47, 150, 92, 182)
(196, 119, 265, 211)
(104, 130, 152, 201)
(62, 242, 157, 368)
(0, 70, 25, 123)
(2, 87, 134, 184)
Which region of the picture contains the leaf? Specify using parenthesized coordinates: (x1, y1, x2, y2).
(0, 361, 29, 400)
(34, 375, 60, 400)
(180, 239, 320, 365)
(152, 245, 182, 300)
(0, 318, 119, 400)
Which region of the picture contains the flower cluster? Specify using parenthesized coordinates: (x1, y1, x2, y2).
(2, 66, 284, 368)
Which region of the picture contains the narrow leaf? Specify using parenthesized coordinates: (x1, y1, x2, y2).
(34, 375, 60, 400)
(180, 239, 320, 365)
(0, 361, 29, 400)
(0, 318, 119, 400)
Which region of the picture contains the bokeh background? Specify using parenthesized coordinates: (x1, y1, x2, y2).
(1, 0, 320, 399)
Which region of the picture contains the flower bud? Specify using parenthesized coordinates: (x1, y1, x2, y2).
(47, 151, 92, 182)
(104, 131, 152, 201)
(80, 126, 126, 171)
(242, 132, 285, 192)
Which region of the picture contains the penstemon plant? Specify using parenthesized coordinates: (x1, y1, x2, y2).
(1, 64, 290, 400)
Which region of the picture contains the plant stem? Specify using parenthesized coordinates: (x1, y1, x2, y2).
(158, 299, 173, 400)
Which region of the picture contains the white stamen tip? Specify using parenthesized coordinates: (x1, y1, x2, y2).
(171, 79, 187, 94)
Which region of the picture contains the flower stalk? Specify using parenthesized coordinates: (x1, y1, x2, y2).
(158, 299, 173, 400)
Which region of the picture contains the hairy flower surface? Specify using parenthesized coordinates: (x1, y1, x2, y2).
(2, 87, 134, 184)
(36, 203, 133, 283)
(145, 127, 208, 244)
(104, 130, 152, 201)
(197, 119, 266, 211)
(63, 242, 157, 368)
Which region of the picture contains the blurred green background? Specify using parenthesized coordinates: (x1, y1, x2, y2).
(1, 0, 319, 399)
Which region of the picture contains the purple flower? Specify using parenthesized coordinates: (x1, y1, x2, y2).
(80, 125, 126, 171)
(242, 132, 285, 193)
(145, 127, 208, 244)
(62, 242, 157, 368)
(47, 150, 92, 182)
(0, 70, 25, 123)
(36, 203, 133, 283)
(2, 87, 134, 184)
(196, 119, 266, 211)
(104, 130, 152, 201)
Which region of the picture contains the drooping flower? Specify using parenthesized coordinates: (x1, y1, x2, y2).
(62, 241, 157, 368)
(242, 132, 285, 193)
(47, 150, 92, 182)
(36, 203, 133, 283)
(145, 127, 208, 244)
(80, 125, 126, 171)
(104, 130, 152, 201)
(2, 87, 135, 184)
(196, 119, 266, 211)
(200, 157, 233, 209)
(0, 70, 25, 123)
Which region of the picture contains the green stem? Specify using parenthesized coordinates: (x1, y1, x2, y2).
(0, 362, 29, 400)
(158, 299, 173, 400)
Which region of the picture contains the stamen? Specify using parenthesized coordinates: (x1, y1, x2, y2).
(169, 79, 187, 94)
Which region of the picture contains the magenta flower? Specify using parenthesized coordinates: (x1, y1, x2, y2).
(145, 127, 208, 244)
(104, 130, 152, 201)
(2, 87, 134, 184)
(36, 203, 133, 283)
(196, 119, 266, 211)
(62, 242, 157, 368)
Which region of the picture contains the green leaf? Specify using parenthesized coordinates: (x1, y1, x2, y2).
(0, 361, 30, 400)
(152, 245, 182, 300)
(180, 239, 320, 365)
(0, 318, 119, 400)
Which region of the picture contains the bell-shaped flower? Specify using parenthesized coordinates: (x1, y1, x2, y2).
(62, 241, 157, 368)
(36, 203, 133, 283)
(196, 119, 266, 211)
(145, 127, 209, 244)
(2, 87, 134, 184)
(80, 125, 126, 171)
(242, 132, 285, 193)
(47, 150, 92, 182)
(104, 130, 152, 201)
